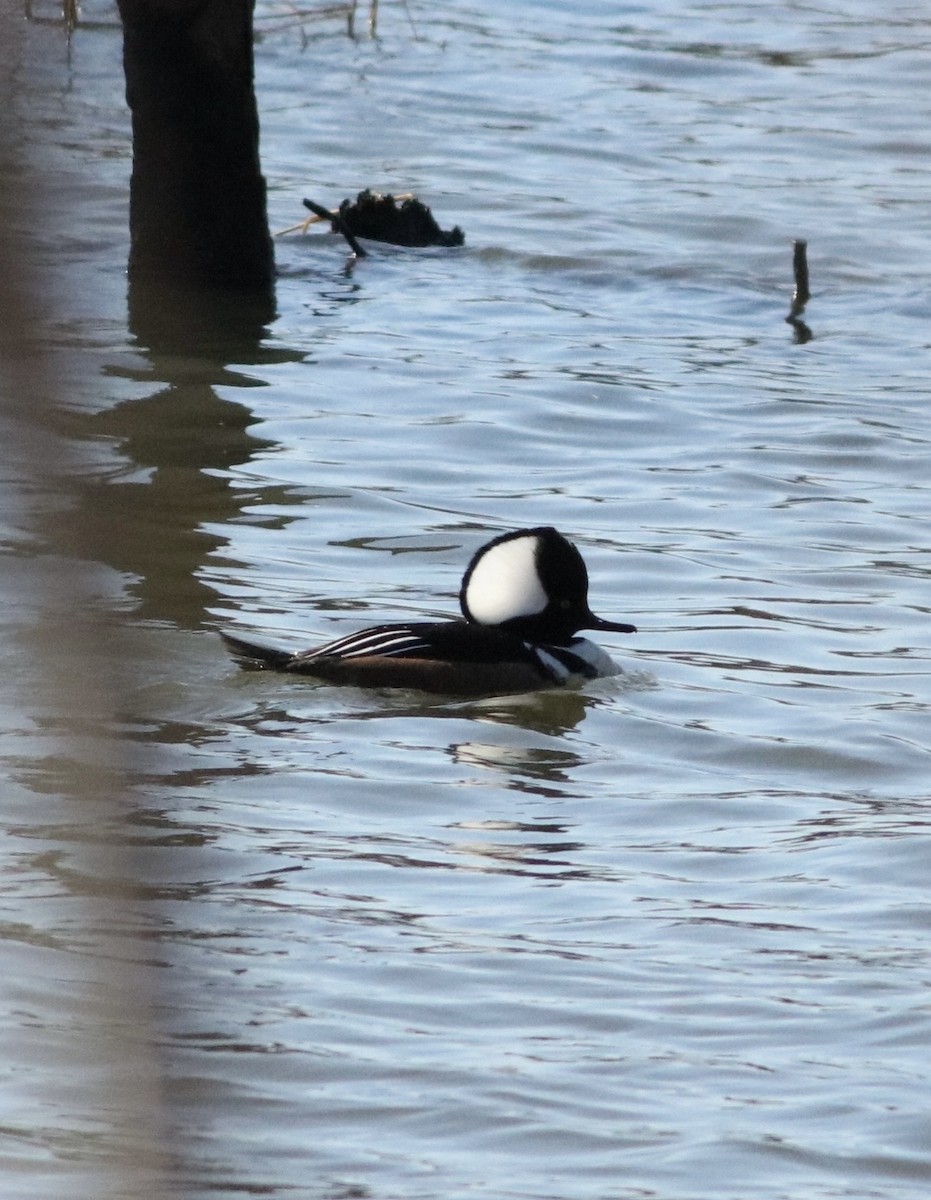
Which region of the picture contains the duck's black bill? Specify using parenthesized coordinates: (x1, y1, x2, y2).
(590, 615, 637, 634)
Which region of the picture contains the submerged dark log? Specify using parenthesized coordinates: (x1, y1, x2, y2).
(302, 189, 465, 249)
(118, 0, 274, 291)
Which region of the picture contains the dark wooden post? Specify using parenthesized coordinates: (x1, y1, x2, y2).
(117, 0, 274, 291)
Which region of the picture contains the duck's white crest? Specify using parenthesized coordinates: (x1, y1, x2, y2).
(464, 533, 547, 625)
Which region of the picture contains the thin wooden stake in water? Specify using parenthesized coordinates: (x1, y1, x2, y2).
(785, 239, 812, 343)
(791, 240, 810, 309)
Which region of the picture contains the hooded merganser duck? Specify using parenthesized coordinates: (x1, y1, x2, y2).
(221, 526, 636, 697)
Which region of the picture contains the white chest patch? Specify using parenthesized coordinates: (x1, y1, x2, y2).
(568, 639, 621, 678)
(464, 535, 548, 625)
(533, 639, 620, 685)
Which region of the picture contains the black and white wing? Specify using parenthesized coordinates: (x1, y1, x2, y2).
(290, 622, 449, 665)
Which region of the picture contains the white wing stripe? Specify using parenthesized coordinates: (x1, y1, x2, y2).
(308, 627, 435, 660)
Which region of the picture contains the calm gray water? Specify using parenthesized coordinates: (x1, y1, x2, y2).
(2, 2, 931, 1198)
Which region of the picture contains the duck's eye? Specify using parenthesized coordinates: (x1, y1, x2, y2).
(559, 598, 571, 610)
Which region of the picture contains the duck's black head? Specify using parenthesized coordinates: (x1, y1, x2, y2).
(459, 526, 636, 645)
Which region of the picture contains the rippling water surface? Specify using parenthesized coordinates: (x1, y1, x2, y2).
(2, 2, 931, 1198)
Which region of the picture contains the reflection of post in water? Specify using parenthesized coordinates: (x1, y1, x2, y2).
(93, 285, 298, 629)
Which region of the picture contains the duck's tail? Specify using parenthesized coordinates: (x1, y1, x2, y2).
(220, 631, 294, 671)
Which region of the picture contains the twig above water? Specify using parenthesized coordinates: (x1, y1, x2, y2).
(302, 197, 368, 258)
